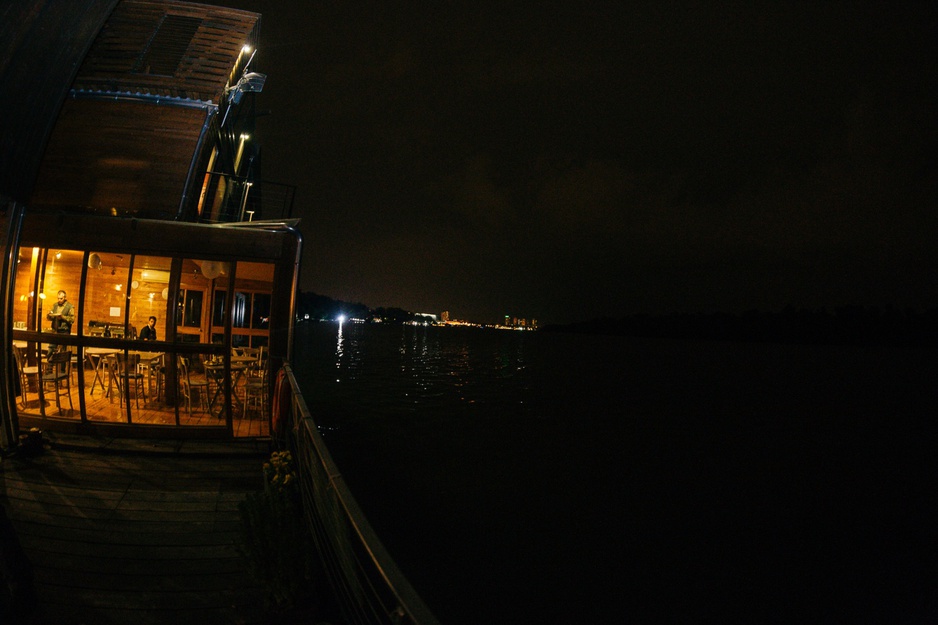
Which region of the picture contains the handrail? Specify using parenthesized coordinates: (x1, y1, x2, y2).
(279, 363, 441, 625)
(197, 172, 296, 223)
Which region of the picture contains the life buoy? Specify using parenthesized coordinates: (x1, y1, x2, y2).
(271, 367, 291, 437)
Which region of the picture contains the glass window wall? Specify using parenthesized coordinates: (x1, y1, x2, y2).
(83, 251, 128, 338)
(11, 247, 274, 434)
(176, 258, 229, 343)
(12, 247, 41, 331)
(129, 256, 171, 341)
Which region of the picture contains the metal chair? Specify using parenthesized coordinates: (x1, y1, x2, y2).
(243, 362, 269, 419)
(12, 345, 39, 409)
(252, 345, 267, 377)
(41, 350, 73, 414)
(113, 352, 144, 408)
(178, 357, 209, 415)
(144, 354, 165, 401)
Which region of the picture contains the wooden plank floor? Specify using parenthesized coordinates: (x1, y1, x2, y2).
(0, 434, 273, 624)
(16, 367, 270, 438)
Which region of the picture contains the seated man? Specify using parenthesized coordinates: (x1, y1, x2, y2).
(139, 316, 158, 341)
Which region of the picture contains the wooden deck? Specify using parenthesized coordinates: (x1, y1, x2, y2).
(0, 433, 273, 624)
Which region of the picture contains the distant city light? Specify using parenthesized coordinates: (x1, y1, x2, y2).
(337, 314, 346, 324)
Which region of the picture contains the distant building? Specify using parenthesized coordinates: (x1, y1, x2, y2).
(441, 311, 450, 322)
(501, 316, 537, 330)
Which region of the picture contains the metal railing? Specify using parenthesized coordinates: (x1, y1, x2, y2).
(277, 364, 441, 625)
(198, 173, 295, 224)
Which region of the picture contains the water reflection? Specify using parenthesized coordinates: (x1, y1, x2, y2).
(334, 318, 344, 381)
(303, 322, 538, 426)
(333, 318, 367, 382)
(399, 325, 444, 405)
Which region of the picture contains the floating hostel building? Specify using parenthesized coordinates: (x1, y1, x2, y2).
(1, 2, 439, 622)
(1, 0, 300, 439)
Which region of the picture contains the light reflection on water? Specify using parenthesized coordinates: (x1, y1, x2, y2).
(333, 320, 342, 378)
(311, 322, 541, 420)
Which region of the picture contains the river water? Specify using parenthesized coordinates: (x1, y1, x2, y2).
(292, 321, 938, 624)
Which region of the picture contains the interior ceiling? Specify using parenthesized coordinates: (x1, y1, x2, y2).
(45, 250, 272, 281)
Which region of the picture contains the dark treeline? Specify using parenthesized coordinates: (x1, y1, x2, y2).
(296, 291, 425, 324)
(543, 306, 938, 349)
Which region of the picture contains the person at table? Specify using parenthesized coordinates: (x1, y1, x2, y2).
(139, 315, 158, 341)
(46, 290, 75, 353)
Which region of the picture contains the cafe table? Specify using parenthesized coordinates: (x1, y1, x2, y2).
(230, 353, 257, 371)
(84, 347, 118, 395)
(203, 360, 249, 414)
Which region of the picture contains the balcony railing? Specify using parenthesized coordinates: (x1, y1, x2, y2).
(277, 363, 441, 625)
(197, 172, 295, 223)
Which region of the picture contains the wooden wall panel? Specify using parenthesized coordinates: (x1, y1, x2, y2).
(0, 0, 119, 203)
(74, 0, 260, 103)
(30, 99, 210, 219)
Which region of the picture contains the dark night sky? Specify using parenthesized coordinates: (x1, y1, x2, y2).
(208, 1, 937, 324)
